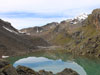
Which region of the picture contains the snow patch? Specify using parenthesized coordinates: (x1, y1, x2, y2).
(19, 30, 31, 35)
(3, 26, 18, 34)
(26, 33, 31, 35)
(66, 19, 73, 22)
(70, 13, 88, 24)
(74, 13, 88, 21)
(40, 30, 43, 32)
(2, 56, 9, 58)
(37, 27, 39, 33)
(19, 31, 25, 34)
(70, 21, 77, 24)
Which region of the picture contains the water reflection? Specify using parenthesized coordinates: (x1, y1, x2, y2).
(14, 57, 86, 75)
(8, 50, 100, 75)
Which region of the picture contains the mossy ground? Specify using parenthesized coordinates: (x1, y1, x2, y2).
(52, 33, 73, 46)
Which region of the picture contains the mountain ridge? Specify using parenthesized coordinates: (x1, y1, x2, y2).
(0, 19, 50, 56)
(0, 9, 100, 58)
(20, 8, 100, 58)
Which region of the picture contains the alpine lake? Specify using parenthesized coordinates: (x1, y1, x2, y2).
(6, 50, 100, 75)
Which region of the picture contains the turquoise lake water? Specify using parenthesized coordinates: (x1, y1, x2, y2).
(8, 50, 100, 75)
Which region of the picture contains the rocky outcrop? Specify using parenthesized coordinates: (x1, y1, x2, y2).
(77, 35, 100, 57)
(0, 60, 79, 75)
(16, 66, 79, 75)
(87, 9, 100, 29)
(16, 65, 39, 75)
(39, 70, 53, 75)
(0, 59, 18, 75)
(57, 68, 79, 75)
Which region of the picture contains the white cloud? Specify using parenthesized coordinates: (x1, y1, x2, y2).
(0, 0, 100, 13)
(14, 57, 53, 63)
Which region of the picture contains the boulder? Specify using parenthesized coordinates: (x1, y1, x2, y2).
(0, 59, 9, 68)
(0, 59, 18, 75)
(39, 70, 53, 75)
(16, 65, 39, 75)
(87, 9, 100, 29)
(56, 68, 79, 75)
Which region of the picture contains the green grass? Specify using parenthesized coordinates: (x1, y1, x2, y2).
(77, 25, 99, 47)
(53, 33, 72, 45)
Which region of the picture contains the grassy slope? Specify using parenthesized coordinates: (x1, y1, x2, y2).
(51, 22, 100, 57)
(52, 33, 72, 46)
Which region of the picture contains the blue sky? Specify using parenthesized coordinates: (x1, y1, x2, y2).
(0, 0, 100, 29)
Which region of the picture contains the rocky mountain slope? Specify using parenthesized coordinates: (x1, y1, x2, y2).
(0, 19, 50, 56)
(50, 9, 100, 57)
(0, 8, 100, 58)
(51, 8, 100, 57)
(20, 9, 100, 58)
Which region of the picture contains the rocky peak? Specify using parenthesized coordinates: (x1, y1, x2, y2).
(20, 22, 59, 35)
(42, 22, 59, 30)
(69, 13, 88, 25)
(62, 13, 88, 25)
(92, 9, 100, 14)
(87, 9, 100, 29)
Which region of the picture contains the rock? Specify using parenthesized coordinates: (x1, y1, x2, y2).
(0, 59, 9, 68)
(87, 9, 100, 29)
(0, 59, 79, 75)
(72, 31, 81, 38)
(16, 66, 79, 75)
(56, 68, 79, 75)
(0, 59, 18, 75)
(16, 65, 39, 75)
(2, 65, 18, 75)
(39, 70, 53, 75)
(0, 71, 5, 75)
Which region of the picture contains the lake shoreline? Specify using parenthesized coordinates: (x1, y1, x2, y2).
(0, 59, 79, 75)
(3, 49, 100, 75)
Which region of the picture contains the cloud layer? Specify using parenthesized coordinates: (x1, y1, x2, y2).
(0, 0, 100, 29)
(0, 0, 100, 13)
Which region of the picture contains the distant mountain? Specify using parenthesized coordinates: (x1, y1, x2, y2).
(20, 22, 58, 35)
(20, 9, 100, 58)
(20, 13, 88, 35)
(20, 15, 86, 41)
(1, 8, 100, 58)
